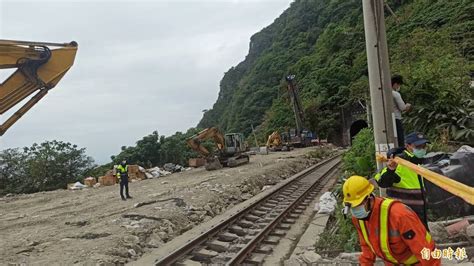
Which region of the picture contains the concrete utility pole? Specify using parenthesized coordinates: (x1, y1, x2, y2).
(361, 0, 397, 170)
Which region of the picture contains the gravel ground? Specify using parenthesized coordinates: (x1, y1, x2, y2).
(0, 147, 335, 265)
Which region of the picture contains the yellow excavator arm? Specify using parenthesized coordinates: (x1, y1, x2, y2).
(186, 127, 225, 157)
(0, 39, 78, 136)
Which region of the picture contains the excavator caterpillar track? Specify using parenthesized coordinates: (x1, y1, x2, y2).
(227, 154, 250, 168)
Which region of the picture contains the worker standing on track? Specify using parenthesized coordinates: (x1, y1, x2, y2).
(374, 132, 430, 229)
(392, 74, 412, 148)
(343, 175, 439, 266)
(116, 160, 132, 201)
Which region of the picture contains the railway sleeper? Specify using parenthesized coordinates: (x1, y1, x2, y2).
(176, 259, 202, 266)
(296, 205, 306, 211)
(262, 203, 277, 208)
(192, 248, 218, 261)
(256, 222, 268, 229)
(248, 229, 261, 235)
(277, 223, 291, 230)
(207, 240, 230, 253)
(229, 225, 246, 236)
(245, 214, 261, 221)
(251, 210, 267, 216)
(267, 199, 279, 205)
(270, 229, 287, 236)
(237, 220, 254, 228)
(218, 232, 239, 242)
(255, 244, 273, 254)
(292, 209, 303, 214)
(262, 236, 281, 245)
(243, 234, 255, 243)
(257, 206, 272, 212)
(229, 243, 246, 253)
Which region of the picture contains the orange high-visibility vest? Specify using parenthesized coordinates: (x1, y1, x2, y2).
(352, 197, 438, 266)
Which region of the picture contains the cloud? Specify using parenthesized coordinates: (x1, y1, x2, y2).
(0, 0, 292, 163)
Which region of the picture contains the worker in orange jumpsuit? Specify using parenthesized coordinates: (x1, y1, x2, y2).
(343, 175, 440, 265)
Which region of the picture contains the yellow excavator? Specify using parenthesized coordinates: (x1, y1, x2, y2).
(186, 127, 250, 170)
(0, 39, 78, 136)
(266, 130, 291, 151)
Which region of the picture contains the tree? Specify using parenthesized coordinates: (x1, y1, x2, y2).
(0, 140, 95, 195)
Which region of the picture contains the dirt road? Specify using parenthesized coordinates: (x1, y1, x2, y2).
(0, 147, 335, 265)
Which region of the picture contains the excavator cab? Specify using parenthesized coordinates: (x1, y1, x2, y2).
(224, 133, 246, 155)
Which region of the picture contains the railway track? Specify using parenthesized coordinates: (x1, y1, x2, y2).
(154, 155, 342, 266)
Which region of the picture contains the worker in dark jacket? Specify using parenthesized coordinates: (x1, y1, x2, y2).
(116, 160, 132, 201)
(374, 132, 430, 229)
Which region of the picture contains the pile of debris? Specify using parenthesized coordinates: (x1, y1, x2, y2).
(429, 216, 474, 248)
(67, 164, 191, 190)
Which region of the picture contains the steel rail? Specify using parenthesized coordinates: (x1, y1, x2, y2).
(227, 158, 341, 265)
(154, 154, 341, 265)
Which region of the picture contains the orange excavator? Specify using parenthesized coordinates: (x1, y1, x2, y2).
(0, 39, 78, 136)
(186, 127, 250, 170)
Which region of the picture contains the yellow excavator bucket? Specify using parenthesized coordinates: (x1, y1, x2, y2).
(0, 39, 78, 136)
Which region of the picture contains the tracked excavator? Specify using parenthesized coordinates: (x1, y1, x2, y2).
(0, 39, 78, 136)
(186, 127, 250, 170)
(266, 130, 291, 151)
(283, 75, 315, 147)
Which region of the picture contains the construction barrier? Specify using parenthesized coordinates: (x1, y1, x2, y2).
(377, 155, 474, 205)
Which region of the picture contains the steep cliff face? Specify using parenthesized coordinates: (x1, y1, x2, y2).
(198, 0, 473, 141)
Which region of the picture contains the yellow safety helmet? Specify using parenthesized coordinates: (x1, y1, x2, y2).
(343, 175, 374, 206)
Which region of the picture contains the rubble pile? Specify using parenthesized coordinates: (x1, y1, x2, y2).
(68, 164, 191, 191)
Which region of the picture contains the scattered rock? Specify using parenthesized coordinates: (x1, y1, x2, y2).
(27, 241, 40, 247)
(158, 231, 168, 242)
(123, 235, 139, 244)
(109, 247, 129, 258)
(466, 224, 474, 238)
(284, 257, 304, 266)
(429, 222, 449, 242)
(75, 232, 111, 239)
(241, 193, 253, 200)
(301, 250, 322, 263)
(16, 247, 35, 254)
(338, 252, 361, 261)
(65, 220, 89, 227)
(446, 219, 470, 236)
(203, 204, 214, 216)
(147, 233, 164, 248)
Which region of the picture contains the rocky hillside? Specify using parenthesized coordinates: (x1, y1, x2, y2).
(198, 0, 473, 143)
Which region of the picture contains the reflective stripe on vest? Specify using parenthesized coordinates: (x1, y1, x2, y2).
(117, 165, 128, 174)
(358, 199, 418, 264)
(375, 165, 421, 190)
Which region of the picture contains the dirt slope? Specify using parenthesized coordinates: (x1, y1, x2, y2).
(0, 147, 335, 265)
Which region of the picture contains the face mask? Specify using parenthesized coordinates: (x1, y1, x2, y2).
(351, 204, 370, 219)
(413, 148, 427, 158)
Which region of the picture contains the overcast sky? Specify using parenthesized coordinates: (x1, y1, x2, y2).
(0, 0, 293, 164)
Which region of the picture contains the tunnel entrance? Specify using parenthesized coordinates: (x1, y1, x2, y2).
(350, 120, 368, 144)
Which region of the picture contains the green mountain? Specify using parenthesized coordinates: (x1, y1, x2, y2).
(198, 0, 473, 143)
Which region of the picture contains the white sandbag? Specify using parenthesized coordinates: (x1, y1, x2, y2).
(457, 145, 474, 153)
(317, 192, 337, 214)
